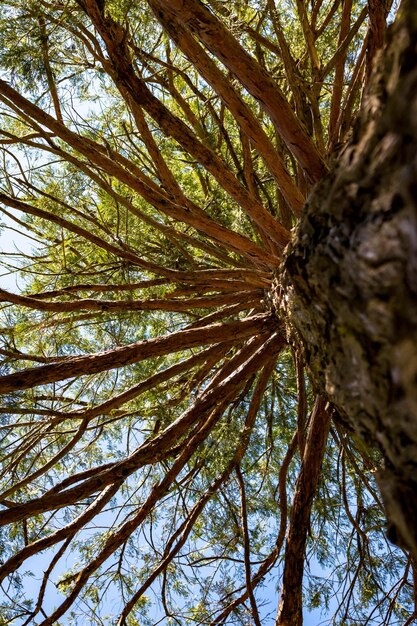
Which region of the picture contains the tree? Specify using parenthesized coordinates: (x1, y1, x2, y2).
(0, 0, 415, 624)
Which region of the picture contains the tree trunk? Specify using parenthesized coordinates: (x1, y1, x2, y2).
(282, 0, 417, 559)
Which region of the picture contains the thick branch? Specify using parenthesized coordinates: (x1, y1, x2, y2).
(149, 0, 328, 183)
(276, 397, 331, 625)
(0, 313, 274, 393)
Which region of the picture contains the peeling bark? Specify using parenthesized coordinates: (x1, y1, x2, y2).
(282, 1, 417, 558)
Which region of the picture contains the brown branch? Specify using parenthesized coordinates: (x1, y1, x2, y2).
(266, 0, 313, 139)
(328, 0, 353, 149)
(78, 0, 292, 248)
(0, 313, 273, 393)
(0, 347, 74, 364)
(34, 374, 254, 625)
(276, 397, 331, 625)
(295, 0, 321, 73)
(0, 287, 263, 314)
(29, 279, 168, 298)
(0, 418, 89, 501)
(315, 0, 341, 37)
(0, 81, 274, 267)
(146, 0, 305, 217)
(321, 6, 368, 79)
(338, 34, 368, 144)
(366, 0, 388, 80)
(0, 333, 281, 526)
(210, 432, 298, 624)
(148, 0, 327, 183)
(0, 191, 175, 278)
(0, 482, 122, 582)
(118, 357, 277, 622)
(13, 147, 242, 267)
(38, 17, 63, 124)
(294, 349, 307, 457)
(236, 465, 262, 626)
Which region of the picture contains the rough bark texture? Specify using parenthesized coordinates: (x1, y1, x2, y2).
(282, 1, 417, 558)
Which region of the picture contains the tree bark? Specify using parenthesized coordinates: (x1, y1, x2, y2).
(276, 397, 331, 625)
(282, 0, 417, 559)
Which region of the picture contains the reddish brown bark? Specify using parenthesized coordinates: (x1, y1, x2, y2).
(0, 83, 275, 267)
(149, 0, 328, 183)
(276, 397, 331, 625)
(0, 333, 284, 527)
(0, 287, 263, 313)
(79, 0, 291, 248)
(146, 0, 305, 216)
(0, 314, 274, 393)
